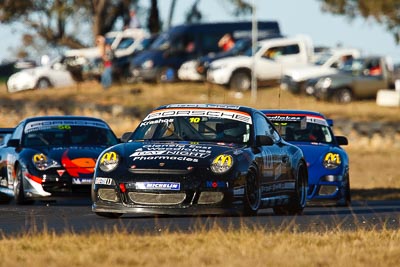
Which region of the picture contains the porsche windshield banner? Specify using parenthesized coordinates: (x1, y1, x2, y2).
(143, 108, 252, 124)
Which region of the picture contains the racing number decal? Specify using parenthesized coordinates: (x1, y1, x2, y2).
(58, 125, 71, 130)
(189, 117, 201, 123)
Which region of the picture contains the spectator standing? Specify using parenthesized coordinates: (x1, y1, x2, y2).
(218, 33, 235, 51)
(96, 35, 114, 89)
(126, 9, 141, 29)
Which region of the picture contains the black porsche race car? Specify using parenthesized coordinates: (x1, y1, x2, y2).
(92, 104, 308, 218)
(0, 116, 119, 204)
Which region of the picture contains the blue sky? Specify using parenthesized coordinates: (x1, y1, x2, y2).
(0, 0, 399, 62)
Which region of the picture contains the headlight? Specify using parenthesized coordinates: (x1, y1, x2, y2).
(209, 64, 226, 71)
(99, 151, 120, 172)
(323, 152, 341, 169)
(210, 154, 233, 174)
(142, 60, 154, 69)
(316, 77, 332, 90)
(32, 153, 60, 171)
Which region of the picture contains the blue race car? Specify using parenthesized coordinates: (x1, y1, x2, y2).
(262, 109, 350, 206)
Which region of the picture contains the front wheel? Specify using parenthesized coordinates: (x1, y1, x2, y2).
(14, 166, 34, 205)
(335, 88, 353, 103)
(242, 166, 261, 216)
(273, 161, 307, 215)
(35, 78, 52, 89)
(337, 175, 351, 207)
(229, 71, 251, 91)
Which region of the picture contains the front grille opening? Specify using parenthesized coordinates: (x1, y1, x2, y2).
(197, 192, 224, 204)
(98, 188, 118, 202)
(318, 185, 338, 196)
(128, 192, 186, 205)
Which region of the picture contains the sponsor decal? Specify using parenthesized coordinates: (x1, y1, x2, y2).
(132, 155, 199, 162)
(212, 155, 233, 167)
(61, 149, 96, 176)
(135, 182, 180, 190)
(267, 114, 328, 126)
(262, 182, 295, 193)
(130, 144, 213, 162)
(143, 108, 252, 124)
(324, 153, 341, 164)
(95, 177, 114, 185)
(72, 178, 92, 185)
(25, 120, 109, 133)
(100, 152, 118, 163)
(206, 181, 228, 188)
(57, 170, 65, 177)
(166, 104, 241, 110)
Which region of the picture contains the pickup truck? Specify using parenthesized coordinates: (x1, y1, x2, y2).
(206, 35, 314, 91)
(310, 56, 395, 103)
(281, 48, 361, 94)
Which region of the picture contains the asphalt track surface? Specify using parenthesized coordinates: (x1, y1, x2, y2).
(1, 198, 400, 236)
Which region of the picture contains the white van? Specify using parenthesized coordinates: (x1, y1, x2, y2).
(207, 35, 314, 91)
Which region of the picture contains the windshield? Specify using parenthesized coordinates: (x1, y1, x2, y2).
(313, 52, 334, 66)
(149, 32, 174, 50)
(243, 44, 262, 57)
(270, 119, 334, 144)
(22, 120, 118, 147)
(131, 109, 252, 144)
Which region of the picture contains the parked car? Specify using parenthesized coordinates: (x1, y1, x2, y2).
(207, 35, 314, 91)
(280, 47, 361, 94)
(178, 35, 282, 82)
(263, 109, 350, 206)
(0, 59, 36, 84)
(0, 116, 119, 204)
(129, 21, 281, 83)
(64, 28, 152, 82)
(92, 103, 308, 218)
(6, 56, 76, 93)
(311, 56, 395, 103)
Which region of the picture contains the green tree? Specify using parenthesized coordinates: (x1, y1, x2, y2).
(0, 0, 253, 58)
(319, 0, 400, 43)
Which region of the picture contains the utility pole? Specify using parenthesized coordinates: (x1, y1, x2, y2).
(251, 0, 258, 103)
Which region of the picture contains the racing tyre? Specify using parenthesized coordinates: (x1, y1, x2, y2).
(229, 71, 251, 91)
(273, 161, 307, 215)
(35, 78, 52, 89)
(95, 212, 123, 218)
(337, 175, 351, 207)
(242, 165, 261, 216)
(14, 166, 34, 205)
(335, 88, 353, 103)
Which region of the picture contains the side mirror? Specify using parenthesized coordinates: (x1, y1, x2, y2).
(255, 135, 274, 146)
(335, 136, 348, 146)
(7, 139, 20, 147)
(121, 132, 133, 143)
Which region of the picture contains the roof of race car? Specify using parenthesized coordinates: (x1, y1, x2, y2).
(21, 115, 107, 123)
(156, 103, 256, 113)
(261, 109, 330, 126)
(261, 109, 327, 119)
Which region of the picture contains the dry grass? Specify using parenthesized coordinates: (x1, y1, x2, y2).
(0, 227, 400, 267)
